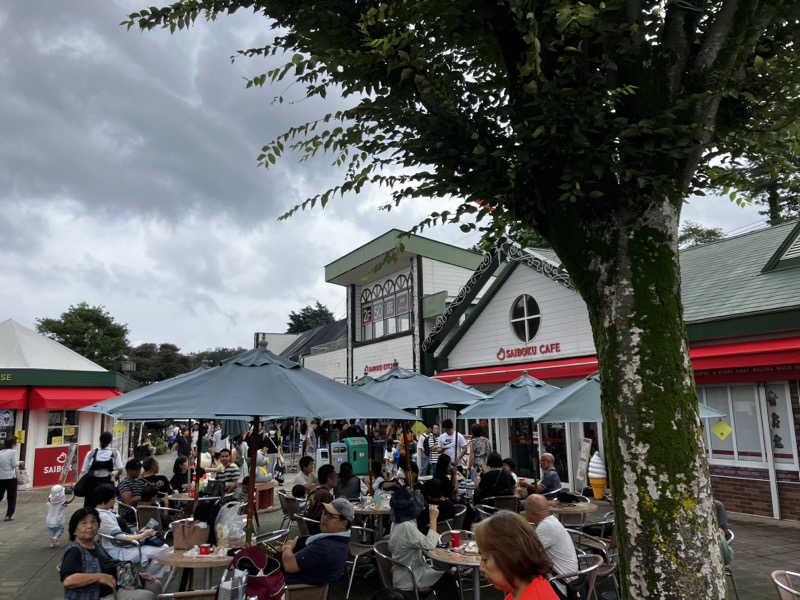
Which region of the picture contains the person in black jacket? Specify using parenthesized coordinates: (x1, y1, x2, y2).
(474, 452, 516, 504)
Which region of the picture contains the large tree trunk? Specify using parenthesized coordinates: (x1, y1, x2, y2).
(552, 198, 726, 598)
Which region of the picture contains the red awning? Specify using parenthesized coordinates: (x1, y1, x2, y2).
(434, 336, 800, 385)
(29, 387, 120, 410)
(0, 387, 27, 409)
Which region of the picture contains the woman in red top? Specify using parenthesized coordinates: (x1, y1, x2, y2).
(474, 510, 559, 600)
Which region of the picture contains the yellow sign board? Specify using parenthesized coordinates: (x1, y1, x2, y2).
(712, 420, 733, 441)
(113, 422, 126, 436)
(51, 436, 63, 445)
(14, 430, 25, 444)
(64, 427, 75, 436)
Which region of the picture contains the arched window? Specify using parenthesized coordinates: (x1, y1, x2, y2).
(510, 294, 541, 342)
(360, 272, 412, 342)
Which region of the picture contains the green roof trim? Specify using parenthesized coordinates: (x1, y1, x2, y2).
(0, 369, 139, 390)
(435, 262, 519, 360)
(422, 291, 448, 319)
(325, 229, 482, 283)
(762, 221, 800, 273)
(686, 308, 800, 341)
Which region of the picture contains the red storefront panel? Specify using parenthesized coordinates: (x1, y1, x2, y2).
(0, 387, 26, 409)
(29, 387, 120, 410)
(33, 444, 90, 488)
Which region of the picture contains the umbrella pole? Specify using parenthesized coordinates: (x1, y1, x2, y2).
(367, 419, 374, 495)
(402, 421, 411, 480)
(245, 416, 260, 546)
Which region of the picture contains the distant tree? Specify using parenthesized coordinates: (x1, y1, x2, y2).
(189, 346, 248, 368)
(678, 221, 725, 249)
(286, 302, 335, 334)
(36, 303, 129, 371)
(129, 342, 192, 384)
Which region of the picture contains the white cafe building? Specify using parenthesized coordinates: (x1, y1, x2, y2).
(297, 222, 800, 520)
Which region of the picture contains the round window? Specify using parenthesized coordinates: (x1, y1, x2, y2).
(510, 294, 541, 343)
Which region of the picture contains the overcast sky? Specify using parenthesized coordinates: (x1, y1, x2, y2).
(0, 2, 766, 353)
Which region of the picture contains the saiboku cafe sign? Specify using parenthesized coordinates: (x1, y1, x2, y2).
(496, 342, 562, 361)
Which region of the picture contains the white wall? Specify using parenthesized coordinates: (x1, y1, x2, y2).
(302, 348, 348, 382)
(447, 264, 596, 369)
(422, 258, 475, 297)
(353, 336, 415, 378)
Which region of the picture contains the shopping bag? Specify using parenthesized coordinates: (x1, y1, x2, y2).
(171, 519, 209, 549)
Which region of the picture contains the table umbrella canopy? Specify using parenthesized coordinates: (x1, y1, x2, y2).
(448, 378, 489, 399)
(360, 367, 479, 409)
(458, 373, 559, 419)
(524, 373, 726, 423)
(81, 366, 210, 415)
(88, 349, 413, 421)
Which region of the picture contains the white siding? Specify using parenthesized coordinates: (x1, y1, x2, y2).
(353, 336, 415, 378)
(422, 258, 476, 297)
(302, 348, 348, 382)
(447, 265, 596, 369)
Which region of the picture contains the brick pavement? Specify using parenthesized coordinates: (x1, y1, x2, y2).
(2, 458, 796, 599)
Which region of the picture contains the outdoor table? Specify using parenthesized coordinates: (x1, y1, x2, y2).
(354, 501, 391, 535)
(426, 546, 483, 600)
(548, 500, 598, 524)
(157, 547, 232, 590)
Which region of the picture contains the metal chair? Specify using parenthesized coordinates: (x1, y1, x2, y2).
(346, 525, 376, 599)
(474, 504, 496, 521)
(452, 504, 467, 530)
(157, 592, 217, 599)
(278, 490, 302, 532)
(566, 528, 619, 596)
(284, 583, 330, 600)
(137, 504, 184, 531)
(255, 527, 290, 546)
(480, 495, 519, 512)
(117, 500, 140, 530)
(98, 532, 143, 565)
(296, 515, 321, 537)
(772, 570, 800, 599)
(581, 510, 615, 539)
(548, 553, 604, 600)
(373, 540, 435, 600)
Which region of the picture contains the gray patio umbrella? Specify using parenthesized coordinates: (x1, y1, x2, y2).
(94, 349, 413, 421)
(525, 373, 725, 423)
(449, 378, 489, 399)
(359, 367, 479, 409)
(458, 373, 559, 419)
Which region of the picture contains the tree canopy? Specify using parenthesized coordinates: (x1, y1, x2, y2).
(125, 2, 800, 597)
(37, 303, 129, 371)
(286, 301, 336, 333)
(678, 220, 725, 249)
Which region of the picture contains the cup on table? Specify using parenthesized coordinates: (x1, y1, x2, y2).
(199, 543, 211, 556)
(451, 532, 461, 548)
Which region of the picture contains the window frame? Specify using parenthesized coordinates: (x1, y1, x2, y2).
(359, 272, 412, 342)
(47, 409, 80, 446)
(509, 294, 542, 343)
(700, 382, 798, 471)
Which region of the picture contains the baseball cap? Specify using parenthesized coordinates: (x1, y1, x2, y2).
(322, 498, 354, 522)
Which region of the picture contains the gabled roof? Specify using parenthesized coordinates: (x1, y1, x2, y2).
(280, 319, 347, 362)
(0, 319, 107, 371)
(325, 229, 483, 285)
(681, 220, 800, 323)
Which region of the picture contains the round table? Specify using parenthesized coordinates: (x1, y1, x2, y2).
(548, 501, 598, 525)
(354, 502, 391, 535)
(426, 547, 483, 600)
(157, 547, 232, 589)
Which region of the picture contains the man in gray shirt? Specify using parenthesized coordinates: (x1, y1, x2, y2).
(525, 494, 578, 598)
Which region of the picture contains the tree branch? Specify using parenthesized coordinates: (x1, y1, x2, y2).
(692, 0, 741, 75)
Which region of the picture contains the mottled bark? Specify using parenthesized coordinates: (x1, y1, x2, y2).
(555, 199, 726, 599)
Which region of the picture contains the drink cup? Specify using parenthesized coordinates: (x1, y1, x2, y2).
(451, 532, 461, 548)
(199, 543, 211, 555)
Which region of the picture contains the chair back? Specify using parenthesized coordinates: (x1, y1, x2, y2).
(486, 495, 519, 512)
(350, 525, 375, 555)
(296, 516, 319, 538)
(772, 570, 800, 599)
(136, 505, 164, 530)
(373, 540, 396, 589)
(452, 504, 467, 530)
(255, 528, 290, 546)
(474, 504, 496, 521)
(284, 583, 330, 600)
(725, 528, 735, 544)
(436, 519, 454, 534)
(566, 528, 609, 559)
(548, 553, 603, 599)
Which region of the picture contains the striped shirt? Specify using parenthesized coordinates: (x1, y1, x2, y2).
(216, 464, 241, 486)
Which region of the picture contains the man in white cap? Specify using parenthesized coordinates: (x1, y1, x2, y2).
(281, 497, 353, 586)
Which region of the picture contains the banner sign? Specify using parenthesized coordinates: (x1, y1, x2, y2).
(33, 444, 90, 488)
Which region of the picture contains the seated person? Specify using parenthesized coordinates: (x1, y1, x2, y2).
(519, 453, 562, 495)
(293, 456, 318, 493)
(231, 476, 250, 503)
(141, 457, 171, 498)
(502, 458, 519, 484)
(334, 462, 365, 501)
(117, 459, 146, 527)
(215, 448, 241, 493)
(525, 494, 578, 599)
(291, 484, 308, 511)
(61, 508, 162, 600)
(389, 487, 456, 599)
(281, 498, 353, 586)
(417, 478, 456, 534)
(474, 452, 516, 504)
(91, 484, 168, 577)
(169, 456, 190, 493)
(304, 464, 337, 535)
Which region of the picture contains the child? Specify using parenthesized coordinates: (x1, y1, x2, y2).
(291, 483, 308, 511)
(46, 484, 70, 547)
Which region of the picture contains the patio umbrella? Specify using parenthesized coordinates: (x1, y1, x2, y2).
(458, 373, 559, 419)
(525, 373, 725, 423)
(93, 349, 413, 421)
(359, 367, 479, 410)
(351, 374, 375, 387)
(448, 377, 489, 399)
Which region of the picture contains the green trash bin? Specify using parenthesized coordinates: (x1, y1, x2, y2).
(343, 437, 369, 476)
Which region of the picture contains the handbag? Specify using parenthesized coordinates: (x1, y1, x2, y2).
(171, 518, 210, 550)
(73, 449, 99, 497)
(16, 467, 29, 486)
(116, 561, 143, 590)
(222, 546, 284, 600)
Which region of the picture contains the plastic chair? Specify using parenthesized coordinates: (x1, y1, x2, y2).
(284, 583, 330, 600)
(373, 540, 434, 600)
(772, 570, 800, 599)
(548, 553, 603, 600)
(452, 504, 467, 530)
(346, 525, 376, 599)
